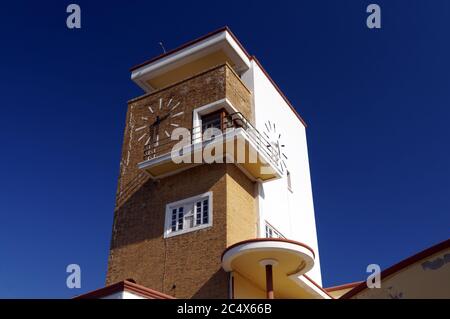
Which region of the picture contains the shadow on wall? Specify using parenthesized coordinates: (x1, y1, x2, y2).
(110, 164, 226, 249)
(191, 270, 229, 299)
(110, 178, 164, 249)
(106, 164, 232, 298)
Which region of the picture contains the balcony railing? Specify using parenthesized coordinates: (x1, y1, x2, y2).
(142, 112, 282, 171)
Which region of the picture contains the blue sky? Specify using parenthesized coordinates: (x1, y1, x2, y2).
(0, 1, 449, 298)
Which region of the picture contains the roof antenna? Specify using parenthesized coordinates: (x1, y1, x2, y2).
(159, 41, 167, 54)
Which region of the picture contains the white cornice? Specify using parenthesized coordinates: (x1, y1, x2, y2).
(131, 30, 251, 93)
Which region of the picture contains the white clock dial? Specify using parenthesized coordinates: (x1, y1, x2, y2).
(134, 98, 184, 160)
(263, 120, 288, 173)
(134, 98, 183, 146)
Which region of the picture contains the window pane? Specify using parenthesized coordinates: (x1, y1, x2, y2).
(201, 113, 223, 135)
(178, 207, 184, 230)
(196, 201, 202, 225)
(202, 199, 209, 224)
(171, 208, 177, 232)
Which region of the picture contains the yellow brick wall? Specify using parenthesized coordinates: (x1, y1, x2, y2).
(226, 165, 258, 246)
(225, 66, 253, 123)
(107, 164, 229, 298)
(107, 63, 257, 299)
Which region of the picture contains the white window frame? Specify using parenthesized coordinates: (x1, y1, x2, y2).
(264, 221, 285, 239)
(164, 192, 213, 238)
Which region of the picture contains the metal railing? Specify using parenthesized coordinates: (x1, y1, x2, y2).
(143, 112, 281, 170)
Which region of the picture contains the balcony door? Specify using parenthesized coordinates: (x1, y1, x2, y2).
(201, 109, 228, 140)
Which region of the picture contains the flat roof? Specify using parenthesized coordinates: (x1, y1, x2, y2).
(130, 26, 250, 72)
(130, 27, 307, 127)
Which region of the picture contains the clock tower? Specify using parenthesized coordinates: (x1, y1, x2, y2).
(106, 27, 327, 299)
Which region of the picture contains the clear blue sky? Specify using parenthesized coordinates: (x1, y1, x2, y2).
(0, 1, 449, 298)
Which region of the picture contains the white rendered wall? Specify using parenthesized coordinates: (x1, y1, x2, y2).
(242, 61, 322, 285)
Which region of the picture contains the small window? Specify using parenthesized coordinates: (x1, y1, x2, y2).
(165, 192, 213, 238)
(265, 222, 285, 239)
(287, 170, 293, 192)
(202, 112, 222, 132)
(201, 109, 228, 139)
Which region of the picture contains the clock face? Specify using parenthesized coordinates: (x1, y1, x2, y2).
(263, 120, 288, 173)
(134, 97, 184, 158)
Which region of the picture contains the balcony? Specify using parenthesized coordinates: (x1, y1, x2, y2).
(221, 238, 322, 299)
(138, 112, 284, 181)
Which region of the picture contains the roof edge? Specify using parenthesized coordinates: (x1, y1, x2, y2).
(251, 56, 308, 128)
(73, 280, 175, 299)
(340, 238, 450, 299)
(324, 281, 363, 292)
(303, 275, 335, 299)
(130, 26, 251, 72)
(129, 27, 308, 128)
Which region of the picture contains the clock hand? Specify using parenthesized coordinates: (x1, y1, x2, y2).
(159, 111, 171, 122)
(149, 111, 172, 128)
(149, 116, 160, 128)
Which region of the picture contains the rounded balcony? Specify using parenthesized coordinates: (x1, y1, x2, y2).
(222, 238, 316, 299)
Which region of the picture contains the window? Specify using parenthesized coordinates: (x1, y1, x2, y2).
(265, 222, 285, 239)
(165, 192, 213, 238)
(287, 170, 293, 192)
(201, 109, 228, 139)
(202, 112, 222, 132)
